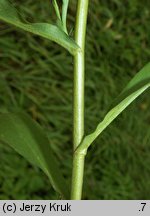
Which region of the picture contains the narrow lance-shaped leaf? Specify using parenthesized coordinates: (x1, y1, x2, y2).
(78, 62, 150, 151)
(52, 0, 62, 31)
(0, 0, 79, 55)
(62, 0, 69, 34)
(52, 0, 61, 20)
(0, 112, 69, 199)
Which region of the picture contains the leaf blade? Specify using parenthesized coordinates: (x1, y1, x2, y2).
(52, 0, 61, 20)
(0, 112, 69, 199)
(62, 0, 69, 33)
(0, 0, 79, 55)
(78, 63, 150, 151)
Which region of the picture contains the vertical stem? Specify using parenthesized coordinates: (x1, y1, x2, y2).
(71, 149, 87, 200)
(73, 0, 89, 151)
(71, 0, 89, 200)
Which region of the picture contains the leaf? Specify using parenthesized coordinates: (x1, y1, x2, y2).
(0, 0, 79, 55)
(52, 0, 69, 34)
(62, 0, 69, 34)
(52, 0, 61, 20)
(52, 0, 63, 31)
(77, 63, 150, 151)
(0, 112, 69, 199)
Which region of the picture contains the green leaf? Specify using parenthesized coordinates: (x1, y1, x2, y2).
(52, 0, 64, 33)
(0, 112, 69, 199)
(0, 0, 79, 55)
(52, 0, 69, 34)
(62, 0, 69, 34)
(78, 63, 150, 151)
(52, 0, 61, 21)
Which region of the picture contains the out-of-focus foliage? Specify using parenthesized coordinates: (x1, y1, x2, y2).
(0, 112, 69, 198)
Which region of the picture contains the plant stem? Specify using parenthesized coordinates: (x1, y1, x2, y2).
(73, 0, 89, 151)
(71, 0, 89, 200)
(71, 148, 87, 200)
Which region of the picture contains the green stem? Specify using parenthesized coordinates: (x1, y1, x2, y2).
(71, 149, 87, 200)
(71, 0, 89, 200)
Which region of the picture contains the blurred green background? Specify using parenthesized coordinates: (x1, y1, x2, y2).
(0, 0, 150, 199)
